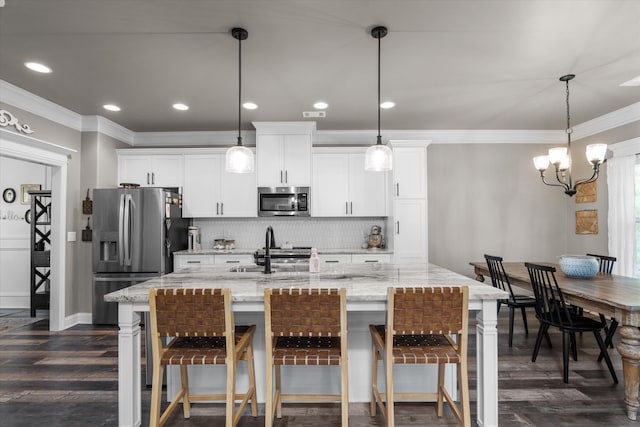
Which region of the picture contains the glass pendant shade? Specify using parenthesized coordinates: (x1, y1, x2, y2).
(548, 147, 568, 166)
(533, 155, 550, 171)
(364, 143, 393, 171)
(225, 144, 254, 173)
(586, 143, 607, 164)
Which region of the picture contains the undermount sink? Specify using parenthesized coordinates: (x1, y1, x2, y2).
(229, 264, 309, 273)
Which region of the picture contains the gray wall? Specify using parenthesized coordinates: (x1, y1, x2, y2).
(428, 143, 570, 278)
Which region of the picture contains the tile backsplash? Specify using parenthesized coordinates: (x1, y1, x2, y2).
(193, 217, 387, 250)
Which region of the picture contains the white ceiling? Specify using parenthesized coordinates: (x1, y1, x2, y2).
(0, 0, 639, 133)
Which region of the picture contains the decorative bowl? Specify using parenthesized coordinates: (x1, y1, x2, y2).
(559, 255, 599, 279)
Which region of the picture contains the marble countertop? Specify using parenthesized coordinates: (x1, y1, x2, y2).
(173, 248, 393, 256)
(105, 263, 506, 303)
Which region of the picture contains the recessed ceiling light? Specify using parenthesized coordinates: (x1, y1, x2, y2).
(25, 62, 51, 73)
(380, 101, 395, 109)
(243, 102, 258, 110)
(103, 104, 121, 112)
(172, 103, 189, 111)
(620, 75, 640, 87)
(313, 101, 328, 109)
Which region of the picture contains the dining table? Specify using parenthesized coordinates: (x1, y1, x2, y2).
(470, 261, 640, 421)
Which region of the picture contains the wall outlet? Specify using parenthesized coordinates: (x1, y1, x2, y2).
(67, 231, 77, 242)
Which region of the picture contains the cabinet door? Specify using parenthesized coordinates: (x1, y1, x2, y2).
(348, 153, 387, 216)
(393, 146, 426, 198)
(214, 254, 254, 265)
(282, 134, 311, 186)
(257, 135, 284, 186)
(174, 254, 215, 270)
(220, 167, 257, 217)
(351, 253, 391, 264)
(119, 156, 153, 187)
(183, 155, 220, 217)
(312, 153, 349, 217)
(394, 198, 427, 263)
(152, 155, 184, 188)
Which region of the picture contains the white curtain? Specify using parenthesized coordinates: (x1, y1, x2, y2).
(607, 155, 636, 276)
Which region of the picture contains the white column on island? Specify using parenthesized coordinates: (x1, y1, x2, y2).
(118, 303, 142, 427)
(475, 299, 500, 427)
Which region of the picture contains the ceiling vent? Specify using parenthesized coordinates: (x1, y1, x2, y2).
(302, 111, 326, 118)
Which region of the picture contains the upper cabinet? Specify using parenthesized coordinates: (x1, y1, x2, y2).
(312, 148, 387, 217)
(183, 151, 256, 218)
(117, 150, 184, 188)
(393, 146, 426, 198)
(254, 122, 314, 187)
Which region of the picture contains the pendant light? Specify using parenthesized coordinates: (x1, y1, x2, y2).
(225, 27, 254, 173)
(365, 26, 393, 171)
(532, 74, 607, 196)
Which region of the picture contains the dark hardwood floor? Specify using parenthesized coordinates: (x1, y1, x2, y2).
(0, 308, 635, 426)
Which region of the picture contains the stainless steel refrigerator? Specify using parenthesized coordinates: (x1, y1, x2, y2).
(92, 187, 188, 325)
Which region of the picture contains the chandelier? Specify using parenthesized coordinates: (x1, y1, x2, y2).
(532, 74, 607, 196)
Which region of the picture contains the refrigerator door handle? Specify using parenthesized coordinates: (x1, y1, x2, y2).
(123, 194, 133, 266)
(118, 193, 125, 265)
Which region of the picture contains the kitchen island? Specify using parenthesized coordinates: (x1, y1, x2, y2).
(105, 262, 507, 427)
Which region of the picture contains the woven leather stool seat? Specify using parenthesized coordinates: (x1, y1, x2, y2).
(370, 286, 470, 427)
(149, 288, 257, 427)
(272, 336, 341, 365)
(265, 288, 349, 427)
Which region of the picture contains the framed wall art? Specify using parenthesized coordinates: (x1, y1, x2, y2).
(576, 181, 597, 203)
(576, 209, 598, 234)
(20, 184, 41, 205)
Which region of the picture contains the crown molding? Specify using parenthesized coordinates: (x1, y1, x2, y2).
(0, 80, 82, 131)
(82, 115, 135, 145)
(573, 102, 640, 140)
(608, 136, 640, 158)
(133, 130, 255, 147)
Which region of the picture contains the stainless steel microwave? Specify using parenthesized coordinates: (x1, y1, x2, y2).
(258, 187, 309, 217)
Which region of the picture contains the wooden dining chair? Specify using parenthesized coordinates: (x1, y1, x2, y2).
(264, 288, 348, 427)
(485, 254, 537, 347)
(525, 263, 618, 384)
(370, 286, 470, 427)
(148, 288, 258, 427)
(586, 253, 619, 355)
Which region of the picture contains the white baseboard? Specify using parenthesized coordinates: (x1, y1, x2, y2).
(0, 294, 29, 308)
(64, 312, 92, 328)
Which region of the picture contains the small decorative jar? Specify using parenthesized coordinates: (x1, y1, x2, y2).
(559, 255, 599, 279)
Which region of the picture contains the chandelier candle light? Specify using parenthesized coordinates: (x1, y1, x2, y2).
(225, 27, 255, 173)
(364, 25, 393, 172)
(532, 74, 607, 196)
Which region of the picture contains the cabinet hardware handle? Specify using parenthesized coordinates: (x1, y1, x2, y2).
(147, 173, 150, 185)
(220, 202, 224, 215)
(326, 260, 340, 263)
(280, 170, 283, 183)
(226, 260, 240, 263)
(152, 172, 155, 185)
(350, 202, 353, 214)
(365, 260, 379, 263)
(285, 170, 288, 183)
(345, 202, 348, 214)
(216, 202, 219, 215)
(396, 183, 399, 197)
(396, 221, 400, 234)
(187, 260, 201, 264)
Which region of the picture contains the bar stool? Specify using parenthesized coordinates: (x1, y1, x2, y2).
(148, 288, 258, 427)
(370, 286, 470, 427)
(264, 288, 348, 427)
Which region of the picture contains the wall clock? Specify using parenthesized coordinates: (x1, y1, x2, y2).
(3, 187, 16, 203)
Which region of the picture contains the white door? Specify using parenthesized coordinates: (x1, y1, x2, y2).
(312, 153, 349, 216)
(282, 134, 311, 186)
(119, 156, 152, 187)
(152, 155, 184, 188)
(349, 153, 387, 216)
(394, 198, 426, 262)
(220, 167, 257, 217)
(183, 155, 220, 217)
(257, 135, 283, 186)
(393, 147, 426, 198)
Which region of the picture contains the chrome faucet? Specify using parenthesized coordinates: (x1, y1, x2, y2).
(264, 226, 276, 274)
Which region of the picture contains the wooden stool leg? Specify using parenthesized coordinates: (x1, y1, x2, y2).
(149, 362, 164, 426)
(226, 361, 236, 427)
(275, 365, 283, 418)
(246, 345, 258, 417)
(265, 363, 273, 427)
(437, 363, 445, 417)
(341, 356, 349, 426)
(180, 365, 191, 419)
(385, 359, 394, 427)
(370, 342, 378, 416)
(459, 361, 471, 427)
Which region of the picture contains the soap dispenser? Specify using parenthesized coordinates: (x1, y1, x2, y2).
(309, 247, 320, 273)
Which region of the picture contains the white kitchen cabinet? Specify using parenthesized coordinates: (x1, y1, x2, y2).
(183, 152, 256, 218)
(214, 254, 254, 265)
(351, 253, 391, 264)
(174, 254, 215, 270)
(254, 122, 315, 187)
(117, 151, 184, 187)
(312, 148, 387, 217)
(390, 141, 429, 263)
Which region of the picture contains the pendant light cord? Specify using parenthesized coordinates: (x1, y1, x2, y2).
(237, 35, 242, 145)
(565, 77, 573, 184)
(377, 32, 381, 144)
